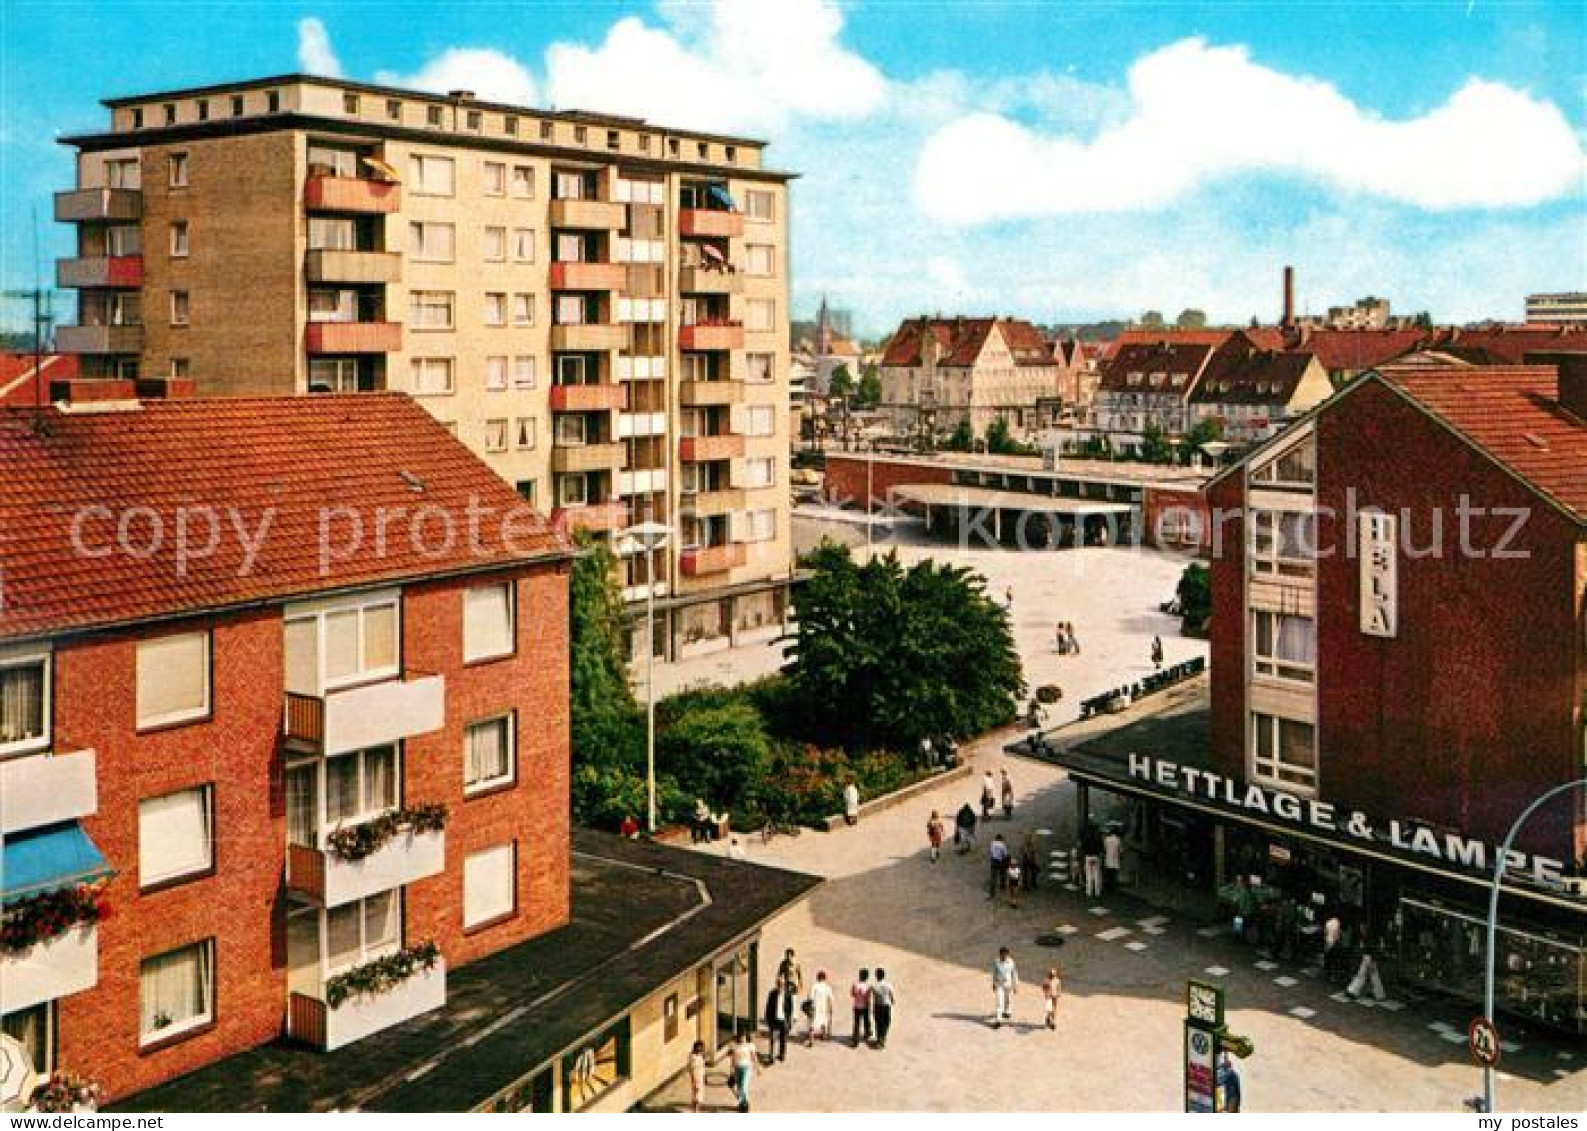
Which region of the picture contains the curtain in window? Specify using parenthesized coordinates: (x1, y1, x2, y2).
(466, 719, 509, 787)
(1275, 616, 1316, 665)
(140, 943, 211, 1038)
(363, 746, 396, 812)
(135, 633, 208, 725)
(286, 764, 319, 847)
(363, 890, 399, 953)
(0, 661, 44, 744)
(1, 1005, 49, 1074)
(324, 610, 360, 684)
(325, 903, 362, 972)
(325, 755, 360, 824)
(464, 586, 514, 662)
(363, 605, 398, 673)
(139, 788, 211, 884)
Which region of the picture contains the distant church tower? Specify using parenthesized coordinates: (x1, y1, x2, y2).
(816, 294, 833, 355)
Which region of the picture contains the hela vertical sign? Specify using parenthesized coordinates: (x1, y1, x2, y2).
(1358, 511, 1397, 638)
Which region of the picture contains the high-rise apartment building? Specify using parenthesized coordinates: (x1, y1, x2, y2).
(54, 75, 794, 656)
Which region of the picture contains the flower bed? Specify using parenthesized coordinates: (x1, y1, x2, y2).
(324, 940, 440, 1008)
(324, 803, 448, 862)
(0, 882, 107, 954)
(29, 1071, 100, 1113)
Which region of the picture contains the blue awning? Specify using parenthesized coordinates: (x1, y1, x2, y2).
(1, 822, 111, 904)
(706, 183, 737, 211)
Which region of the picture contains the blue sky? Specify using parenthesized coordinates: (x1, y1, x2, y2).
(3, 0, 1584, 336)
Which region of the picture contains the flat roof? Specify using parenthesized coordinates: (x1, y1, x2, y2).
(893, 483, 1133, 515)
(825, 450, 1208, 490)
(112, 832, 821, 1113)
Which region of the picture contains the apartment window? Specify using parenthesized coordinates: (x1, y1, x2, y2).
(138, 786, 213, 888)
(485, 355, 508, 391)
(170, 358, 190, 378)
(464, 583, 515, 663)
(539, 121, 554, 140)
(557, 355, 588, 384)
(386, 98, 402, 121)
(555, 415, 588, 447)
(554, 171, 589, 200)
(483, 225, 507, 262)
(168, 153, 189, 188)
(307, 215, 354, 251)
(325, 745, 397, 825)
(409, 290, 455, 330)
(343, 93, 360, 115)
(744, 456, 775, 489)
(746, 352, 774, 384)
(742, 509, 776, 543)
(1252, 439, 1316, 488)
(746, 298, 775, 332)
(309, 358, 363, 393)
(139, 941, 214, 1046)
(131, 108, 144, 129)
(408, 221, 456, 262)
(484, 293, 507, 327)
(465, 714, 515, 792)
(231, 95, 245, 117)
(557, 474, 592, 510)
(484, 418, 508, 452)
(1252, 611, 1316, 683)
(668, 137, 679, 156)
(697, 141, 708, 159)
(326, 890, 400, 975)
(514, 417, 536, 450)
(606, 129, 620, 150)
(555, 294, 587, 324)
(512, 356, 536, 389)
(169, 221, 189, 258)
(725, 145, 737, 163)
(409, 154, 456, 196)
(574, 125, 587, 144)
(106, 158, 140, 189)
(512, 228, 535, 262)
(463, 842, 516, 926)
(283, 593, 399, 693)
(639, 134, 651, 153)
(1251, 712, 1317, 792)
(745, 405, 775, 436)
(163, 103, 176, 125)
(516, 480, 537, 505)
(1250, 509, 1316, 578)
(745, 244, 774, 276)
(308, 143, 358, 178)
(512, 293, 534, 326)
(266, 90, 280, 113)
(505, 115, 519, 136)
(2, 1003, 54, 1077)
(746, 190, 775, 221)
(307, 288, 354, 323)
(136, 631, 209, 728)
(464, 109, 481, 130)
(483, 161, 506, 196)
(196, 99, 209, 122)
(511, 165, 534, 198)
(106, 224, 141, 257)
(410, 357, 455, 395)
(0, 646, 49, 754)
(426, 105, 444, 127)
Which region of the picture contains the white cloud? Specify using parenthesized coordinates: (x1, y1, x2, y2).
(375, 49, 537, 106)
(544, 0, 885, 133)
(296, 18, 342, 78)
(915, 39, 1586, 224)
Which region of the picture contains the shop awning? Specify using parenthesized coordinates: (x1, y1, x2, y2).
(1, 822, 111, 905)
(361, 155, 401, 183)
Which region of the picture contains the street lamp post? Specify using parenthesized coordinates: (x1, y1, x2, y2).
(617, 521, 673, 833)
(1480, 776, 1587, 1113)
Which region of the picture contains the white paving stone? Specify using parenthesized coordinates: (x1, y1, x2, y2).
(1096, 926, 1133, 941)
(1376, 999, 1404, 1012)
(1205, 966, 1232, 978)
(1254, 960, 1279, 971)
(1137, 915, 1170, 928)
(1036, 828, 1053, 836)
(1143, 926, 1166, 936)
(1288, 1006, 1317, 1020)
(1088, 906, 1112, 916)
(1427, 1020, 1453, 1032)
(1273, 975, 1299, 988)
(1557, 1050, 1575, 1061)
(1057, 924, 1079, 936)
(1124, 941, 1149, 952)
(1440, 1030, 1467, 1044)
(1331, 992, 1353, 1004)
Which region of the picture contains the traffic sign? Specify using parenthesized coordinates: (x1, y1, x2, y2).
(1468, 1017, 1500, 1067)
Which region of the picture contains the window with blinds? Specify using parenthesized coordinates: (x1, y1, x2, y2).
(283, 594, 399, 695)
(0, 648, 48, 752)
(135, 632, 210, 728)
(139, 940, 213, 1044)
(326, 890, 401, 974)
(464, 584, 515, 663)
(464, 714, 515, 793)
(138, 786, 213, 888)
(463, 842, 516, 928)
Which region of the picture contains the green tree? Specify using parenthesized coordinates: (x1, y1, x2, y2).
(1176, 562, 1211, 634)
(1410, 311, 1434, 330)
(827, 363, 854, 400)
(1140, 421, 1175, 464)
(656, 699, 772, 813)
(985, 416, 1017, 455)
(1138, 310, 1165, 329)
(1181, 417, 1225, 463)
(855, 363, 882, 408)
(945, 418, 974, 452)
(1176, 308, 1208, 329)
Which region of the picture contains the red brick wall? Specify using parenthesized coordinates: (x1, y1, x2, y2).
(1205, 474, 1248, 782)
(822, 455, 953, 509)
(51, 560, 571, 1102)
(1143, 486, 1213, 555)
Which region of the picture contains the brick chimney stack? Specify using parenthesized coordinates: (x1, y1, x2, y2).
(1281, 265, 1296, 329)
(1528, 352, 1587, 420)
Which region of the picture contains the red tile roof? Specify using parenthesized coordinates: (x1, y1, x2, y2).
(1374, 365, 1587, 523)
(1190, 335, 1321, 405)
(880, 316, 1054, 368)
(1097, 339, 1220, 393)
(0, 394, 574, 642)
(1426, 326, 1587, 365)
(0, 354, 78, 407)
(1294, 328, 1428, 373)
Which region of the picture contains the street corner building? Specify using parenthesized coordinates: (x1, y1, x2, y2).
(0, 387, 584, 1103)
(1022, 353, 1587, 1033)
(52, 73, 795, 670)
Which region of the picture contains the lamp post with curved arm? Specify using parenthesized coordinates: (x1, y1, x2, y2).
(1481, 776, 1587, 1114)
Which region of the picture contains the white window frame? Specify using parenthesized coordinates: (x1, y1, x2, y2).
(484, 292, 507, 327)
(408, 153, 455, 197)
(463, 583, 516, 664)
(746, 298, 775, 332)
(408, 221, 456, 263)
(556, 472, 589, 507)
(484, 418, 509, 452)
(512, 356, 536, 389)
(323, 890, 402, 976)
(409, 290, 455, 331)
(744, 456, 775, 489)
(283, 590, 401, 695)
(320, 744, 399, 832)
(745, 244, 774, 276)
(410, 357, 455, 396)
(514, 416, 537, 450)
(170, 290, 190, 327)
(463, 842, 517, 927)
(483, 226, 507, 263)
(135, 631, 211, 729)
(138, 785, 214, 888)
(1251, 610, 1316, 684)
(512, 229, 535, 263)
(138, 940, 214, 1046)
(745, 352, 774, 384)
(169, 221, 188, 258)
(511, 165, 534, 199)
(464, 713, 516, 794)
(512, 293, 534, 327)
(168, 153, 189, 188)
(1249, 711, 1318, 794)
(0, 645, 51, 756)
(745, 405, 775, 437)
(482, 160, 506, 197)
(485, 355, 508, 392)
(745, 189, 774, 221)
(1250, 509, 1316, 579)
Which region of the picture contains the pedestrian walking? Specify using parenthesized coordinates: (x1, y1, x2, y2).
(1055, 621, 1067, 654)
(849, 969, 872, 1047)
(926, 810, 945, 862)
(777, 948, 805, 995)
(1217, 1051, 1242, 1113)
(1322, 912, 1343, 979)
(988, 833, 1010, 898)
(688, 1040, 708, 1112)
(980, 771, 996, 821)
(1041, 967, 1063, 1029)
(1151, 635, 1164, 669)
(1004, 586, 1014, 609)
(1019, 833, 1041, 892)
(991, 947, 1019, 1027)
(1069, 624, 1082, 655)
(955, 802, 977, 853)
(1081, 821, 1104, 898)
(808, 971, 834, 1043)
(1346, 936, 1387, 1002)
(842, 779, 860, 826)
(1000, 768, 1015, 819)
(1102, 825, 1123, 893)
(764, 976, 794, 1062)
(731, 1032, 756, 1112)
(726, 835, 746, 861)
(870, 969, 896, 1048)
(1005, 856, 1023, 906)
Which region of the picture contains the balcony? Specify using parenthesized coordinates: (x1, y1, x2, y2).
(550, 383, 627, 413)
(56, 324, 143, 354)
(616, 411, 666, 438)
(289, 960, 446, 1051)
(287, 827, 445, 907)
(282, 671, 444, 755)
(552, 500, 630, 534)
(54, 187, 142, 223)
(680, 543, 746, 577)
(680, 434, 745, 462)
(0, 924, 97, 1014)
(56, 256, 143, 289)
(682, 487, 744, 517)
(678, 209, 744, 239)
(679, 379, 743, 407)
(303, 175, 401, 214)
(305, 321, 403, 354)
(551, 441, 625, 474)
(0, 748, 97, 836)
(305, 249, 402, 285)
(550, 323, 628, 352)
(678, 322, 743, 351)
(679, 266, 742, 295)
(550, 261, 628, 291)
(549, 198, 627, 230)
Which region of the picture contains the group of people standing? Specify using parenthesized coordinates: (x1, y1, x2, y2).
(1054, 621, 1082, 655)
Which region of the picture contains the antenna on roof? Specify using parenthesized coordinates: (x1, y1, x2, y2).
(2, 206, 57, 429)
